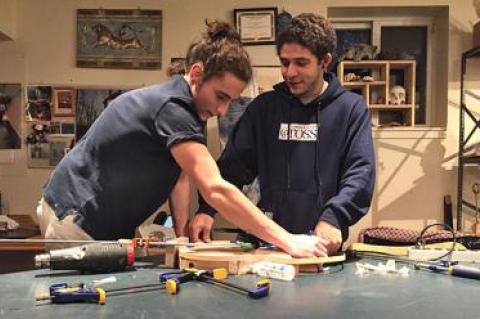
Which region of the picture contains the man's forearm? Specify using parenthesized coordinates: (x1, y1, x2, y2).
(200, 180, 292, 249)
(169, 171, 190, 236)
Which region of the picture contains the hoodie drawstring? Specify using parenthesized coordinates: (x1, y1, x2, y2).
(315, 104, 322, 211)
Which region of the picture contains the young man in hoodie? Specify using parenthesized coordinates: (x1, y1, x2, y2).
(191, 13, 375, 255)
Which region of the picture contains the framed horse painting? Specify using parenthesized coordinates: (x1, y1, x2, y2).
(76, 9, 162, 69)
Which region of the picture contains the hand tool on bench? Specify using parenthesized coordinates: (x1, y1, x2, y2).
(160, 268, 271, 299)
(414, 260, 480, 280)
(36, 280, 168, 305)
(348, 249, 480, 280)
(27, 238, 253, 273)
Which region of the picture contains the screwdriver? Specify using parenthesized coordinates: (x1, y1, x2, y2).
(415, 262, 480, 280)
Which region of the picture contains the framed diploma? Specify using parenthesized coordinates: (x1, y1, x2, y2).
(234, 8, 278, 45)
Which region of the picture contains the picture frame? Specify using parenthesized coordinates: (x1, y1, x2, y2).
(27, 142, 51, 168)
(77, 9, 162, 69)
(233, 7, 278, 45)
(27, 133, 74, 168)
(49, 121, 75, 135)
(0, 83, 22, 150)
(76, 88, 128, 140)
(48, 134, 75, 167)
(53, 88, 76, 116)
(25, 85, 52, 121)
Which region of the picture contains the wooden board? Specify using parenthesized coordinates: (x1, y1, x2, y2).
(0, 215, 44, 251)
(179, 242, 345, 275)
(349, 242, 467, 257)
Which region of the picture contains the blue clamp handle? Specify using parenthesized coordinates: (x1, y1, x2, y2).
(48, 283, 103, 304)
(159, 270, 187, 282)
(159, 270, 196, 284)
(247, 284, 270, 299)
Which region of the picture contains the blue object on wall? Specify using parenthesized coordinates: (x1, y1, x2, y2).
(276, 9, 292, 38)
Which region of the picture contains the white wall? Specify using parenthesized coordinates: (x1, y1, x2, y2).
(0, 0, 478, 242)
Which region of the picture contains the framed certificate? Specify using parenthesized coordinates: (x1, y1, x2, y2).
(234, 8, 278, 45)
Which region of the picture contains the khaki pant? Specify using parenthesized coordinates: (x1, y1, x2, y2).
(36, 198, 93, 249)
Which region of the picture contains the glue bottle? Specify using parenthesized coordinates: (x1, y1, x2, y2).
(251, 261, 296, 281)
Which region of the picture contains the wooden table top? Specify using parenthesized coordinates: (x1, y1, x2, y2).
(0, 215, 44, 252)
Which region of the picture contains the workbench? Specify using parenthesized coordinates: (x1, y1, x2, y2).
(0, 215, 43, 274)
(0, 260, 478, 319)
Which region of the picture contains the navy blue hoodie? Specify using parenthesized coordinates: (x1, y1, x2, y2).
(199, 72, 375, 241)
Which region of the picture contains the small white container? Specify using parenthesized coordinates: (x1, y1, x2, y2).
(251, 261, 296, 281)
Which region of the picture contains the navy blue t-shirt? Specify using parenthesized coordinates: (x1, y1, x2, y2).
(43, 76, 206, 239)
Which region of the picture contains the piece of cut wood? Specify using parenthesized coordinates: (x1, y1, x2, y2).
(178, 242, 345, 275)
(349, 242, 467, 258)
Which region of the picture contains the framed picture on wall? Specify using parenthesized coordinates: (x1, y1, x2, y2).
(0, 83, 22, 150)
(27, 142, 51, 168)
(77, 9, 162, 69)
(48, 134, 75, 166)
(76, 88, 128, 141)
(234, 7, 278, 45)
(25, 85, 52, 121)
(53, 88, 76, 116)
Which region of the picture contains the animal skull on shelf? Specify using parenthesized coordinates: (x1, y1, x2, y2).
(389, 85, 406, 105)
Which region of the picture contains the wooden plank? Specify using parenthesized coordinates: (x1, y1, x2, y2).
(0, 215, 44, 251)
(178, 242, 345, 275)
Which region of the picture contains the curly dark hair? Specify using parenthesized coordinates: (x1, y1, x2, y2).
(166, 59, 186, 77)
(185, 20, 252, 83)
(276, 13, 337, 63)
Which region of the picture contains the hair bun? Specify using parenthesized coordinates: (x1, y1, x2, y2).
(205, 20, 240, 43)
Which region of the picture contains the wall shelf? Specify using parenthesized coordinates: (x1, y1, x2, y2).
(338, 60, 416, 127)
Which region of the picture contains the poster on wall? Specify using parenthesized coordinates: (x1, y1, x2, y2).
(0, 84, 22, 150)
(25, 85, 52, 122)
(53, 88, 76, 117)
(48, 134, 75, 166)
(76, 9, 162, 69)
(75, 89, 127, 141)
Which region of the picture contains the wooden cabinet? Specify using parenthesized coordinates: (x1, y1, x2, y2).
(337, 60, 416, 127)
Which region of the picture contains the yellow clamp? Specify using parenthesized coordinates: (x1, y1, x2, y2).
(184, 267, 228, 280)
(165, 279, 179, 295)
(96, 288, 106, 305)
(165, 268, 229, 295)
(256, 279, 271, 288)
(212, 268, 228, 280)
